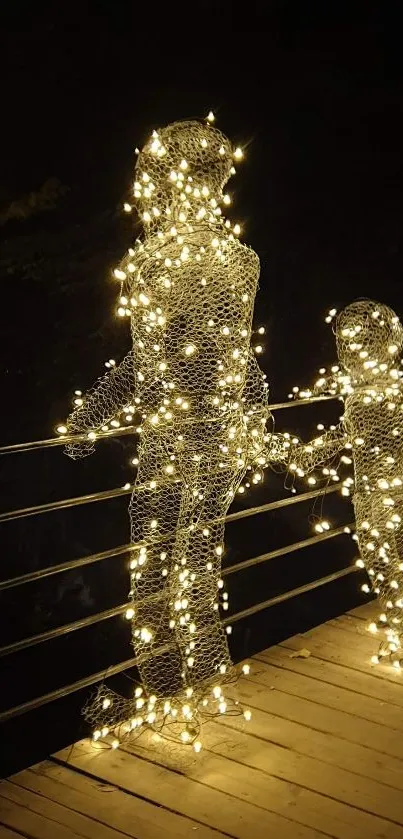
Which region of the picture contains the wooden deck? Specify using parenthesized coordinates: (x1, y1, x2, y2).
(2, 600, 403, 839)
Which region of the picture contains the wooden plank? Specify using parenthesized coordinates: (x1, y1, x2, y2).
(0, 781, 127, 839)
(306, 622, 384, 654)
(280, 632, 401, 686)
(0, 793, 84, 839)
(330, 615, 377, 634)
(237, 676, 403, 761)
(247, 657, 403, 733)
(241, 676, 403, 790)
(302, 612, 382, 646)
(256, 644, 403, 709)
(14, 762, 230, 839)
(217, 705, 403, 829)
(0, 826, 26, 839)
(119, 722, 403, 839)
(327, 615, 400, 647)
(348, 601, 380, 621)
(54, 740, 331, 839)
(321, 619, 401, 665)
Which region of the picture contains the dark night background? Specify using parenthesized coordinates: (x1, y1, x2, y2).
(1, 3, 401, 775)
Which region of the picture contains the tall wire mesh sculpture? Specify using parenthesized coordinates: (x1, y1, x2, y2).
(62, 117, 272, 749)
(286, 300, 403, 668)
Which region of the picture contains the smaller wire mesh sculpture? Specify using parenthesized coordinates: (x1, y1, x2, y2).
(62, 117, 273, 750)
(286, 300, 403, 668)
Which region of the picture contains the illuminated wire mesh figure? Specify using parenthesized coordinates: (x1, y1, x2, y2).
(64, 119, 271, 746)
(288, 300, 403, 666)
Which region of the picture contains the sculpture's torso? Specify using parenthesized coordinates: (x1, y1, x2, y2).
(128, 226, 265, 432)
(343, 387, 403, 496)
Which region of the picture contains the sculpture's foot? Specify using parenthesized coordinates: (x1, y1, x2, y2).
(84, 663, 252, 752)
(368, 618, 403, 670)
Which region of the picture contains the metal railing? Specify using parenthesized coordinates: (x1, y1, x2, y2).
(0, 516, 353, 658)
(0, 393, 339, 456)
(0, 565, 357, 723)
(0, 392, 358, 724)
(0, 483, 342, 590)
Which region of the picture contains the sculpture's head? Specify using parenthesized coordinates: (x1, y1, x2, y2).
(133, 119, 236, 226)
(335, 299, 403, 381)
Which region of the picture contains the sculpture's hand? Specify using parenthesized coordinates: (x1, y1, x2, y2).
(288, 424, 347, 476)
(62, 351, 136, 461)
(265, 432, 292, 465)
(64, 434, 96, 460)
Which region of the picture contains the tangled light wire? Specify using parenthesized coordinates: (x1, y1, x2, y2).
(61, 115, 280, 751)
(285, 299, 403, 668)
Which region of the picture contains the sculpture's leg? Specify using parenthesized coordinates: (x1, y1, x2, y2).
(355, 492, 403, 661)
(170, 449, 245, 693)
(129, 432, 184, 697)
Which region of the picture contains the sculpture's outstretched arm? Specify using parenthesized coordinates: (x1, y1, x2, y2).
(65, 351, 136, 459)
(289, 423, 347, 476)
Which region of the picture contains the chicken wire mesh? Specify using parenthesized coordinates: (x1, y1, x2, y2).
(63, 118, 272, 748)
(287, 299, 403, 666)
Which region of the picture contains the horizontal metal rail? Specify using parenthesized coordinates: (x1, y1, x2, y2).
(0, 562, 359, 723)
(222, 564, 358, 624)
(0, 544, 132, 593)
(268, 394, 340, 411)
(223, 522, 351, 576)
(225, 483, 341, 525)
(0, 522, 353, 658)
(0, 603, 130, 658)
(0, 484, 343, 590)
(0, 486, 133, 523)
(0, 425, 136, 455)
(0, 656, 140, 723)
(0, 394, 339, 456)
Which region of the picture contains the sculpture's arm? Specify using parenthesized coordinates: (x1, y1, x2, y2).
(65, 351, 136, 459)
(292, 368, 342, 401)
(289, 423, 347, 476)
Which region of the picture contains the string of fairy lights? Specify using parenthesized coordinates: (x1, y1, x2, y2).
(59, 112, 277, 753)
(58, 109, 403, 755)
(285, 300, 403, 669)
